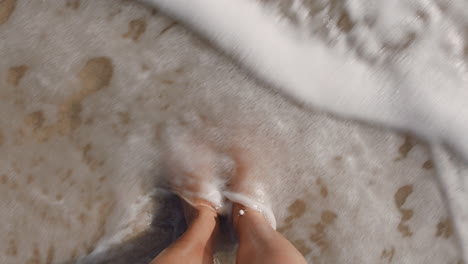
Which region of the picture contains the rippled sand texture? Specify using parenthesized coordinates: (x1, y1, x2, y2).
(0, 0, 464, 263)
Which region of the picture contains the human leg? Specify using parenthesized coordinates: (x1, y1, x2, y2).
(233, 203, 307, 264)
(150, 200, 218, 264)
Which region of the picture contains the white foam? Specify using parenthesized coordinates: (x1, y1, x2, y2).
(141, 0, 468, 258)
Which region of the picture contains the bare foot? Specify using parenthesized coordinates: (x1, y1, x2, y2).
(162, 121, 225, 211)
(224, 147, 277, 229)
(182, 197, 217, 225)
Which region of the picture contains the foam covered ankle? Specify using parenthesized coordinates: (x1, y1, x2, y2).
(224, 191, 277, 230)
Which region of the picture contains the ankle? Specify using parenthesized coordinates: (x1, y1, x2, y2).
(193, 205, 217, 221)
(232, 203, 273, 236)
(181, 208, 218, 248)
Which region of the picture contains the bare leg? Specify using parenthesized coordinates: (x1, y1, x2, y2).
(150, 200, 218, 264)
(226, 147, 307, 264)
(154, 128, 224, 264)
(233, 203, 307, 264)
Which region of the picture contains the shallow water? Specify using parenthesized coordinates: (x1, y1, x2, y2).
(144, 0, 468, 261)
(0, 0, 464, 263)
